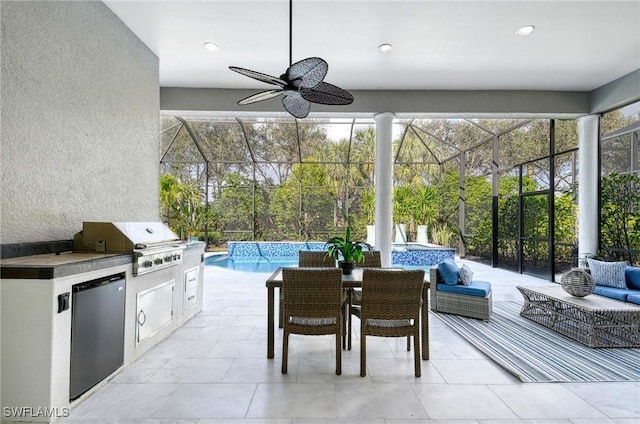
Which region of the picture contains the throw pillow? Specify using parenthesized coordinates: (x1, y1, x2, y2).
(438, 258, 459, 285)
(587, 258, 628, 289)
(459, 264, 473, 286)
(626, 266, 640, 290)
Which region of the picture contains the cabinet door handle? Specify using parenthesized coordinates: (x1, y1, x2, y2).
(137, 310, 146, 326)
(187, 295, 196, 301)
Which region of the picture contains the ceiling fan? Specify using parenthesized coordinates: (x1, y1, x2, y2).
(229, 0, 354, 119)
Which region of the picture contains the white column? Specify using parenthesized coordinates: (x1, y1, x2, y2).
(577, 114, 600, 264)
(374, 112, 395, 267)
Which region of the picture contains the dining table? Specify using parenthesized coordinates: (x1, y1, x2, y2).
(265, 267, 431, 360)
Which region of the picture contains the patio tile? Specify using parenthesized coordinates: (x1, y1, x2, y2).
(110, 359, 168, 383)
(296, 356, 365, 383)
(152, 383, 256, 419)
(67, 383, 179, 419)
(430, 359, 517, 384)
(413, 384, 517, 420)
(564, 382, 640, 418)
(335, 383, 427, 419)
(388, 420, 480, 424)
(207, 339, 277, 358)
(146, 358, 233, 383)
(201, 420, 292, 424)
(489, 384, 609, 419)
(363, 358, 445, 383)
(198, 325, 255, 341)
(143, 339, 217, 360)
(223, 358, 298, 383)
(246, 383, 337, 419)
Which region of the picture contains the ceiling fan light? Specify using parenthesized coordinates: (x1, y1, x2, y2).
(378, 43, 393, 53)
(515, 25, 535, 36)
(203, 42, 219, 51)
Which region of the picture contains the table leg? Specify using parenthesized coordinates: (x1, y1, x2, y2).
(422, 286, 429, 360)
(267, 286, 275, 359)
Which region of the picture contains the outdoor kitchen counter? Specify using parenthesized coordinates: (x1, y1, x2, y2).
(0, 251, 132, 279)
(0, 242, 204, 279)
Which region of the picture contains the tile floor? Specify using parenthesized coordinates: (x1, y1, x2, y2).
(63, 260, 640, 424)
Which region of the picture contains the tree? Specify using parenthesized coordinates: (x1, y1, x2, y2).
(601, 173, 640, 264)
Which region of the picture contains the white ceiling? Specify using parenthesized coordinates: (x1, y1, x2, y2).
(104, 1, 639, 92)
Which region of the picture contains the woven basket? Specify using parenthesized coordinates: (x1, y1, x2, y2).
(560, 267, 595, 297)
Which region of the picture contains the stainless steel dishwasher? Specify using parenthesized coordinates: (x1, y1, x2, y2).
(69, 273, 126, 400)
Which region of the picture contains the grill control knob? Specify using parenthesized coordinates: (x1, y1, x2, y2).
(144, 260, 153, 268)
(154, 258, 163, 265)
(164, 256, 172, 262)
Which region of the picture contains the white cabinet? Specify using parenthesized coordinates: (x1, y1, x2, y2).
(136, 280, 174, 344)
(183, 267, 199, 312)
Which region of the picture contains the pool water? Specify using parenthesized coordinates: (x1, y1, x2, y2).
(205, 256, 298, 273)
(205, 255, 432, 273)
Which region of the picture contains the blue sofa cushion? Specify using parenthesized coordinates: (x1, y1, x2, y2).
(587, 258, 627, 289)
(437, 280, 491, 298)
(438, 258, 459, 286)
(626, 293, 640, 305)
(626, 266, 640, 290)
(593, 285, 629, 302)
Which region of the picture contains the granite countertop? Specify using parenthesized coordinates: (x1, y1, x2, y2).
(0, 252, 132, 280)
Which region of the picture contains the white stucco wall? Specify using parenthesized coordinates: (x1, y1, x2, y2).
(1, 1, 160, 244)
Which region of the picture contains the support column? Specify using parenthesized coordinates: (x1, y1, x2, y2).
(374, 112, 395, 267)
(577, 114, 600, 263)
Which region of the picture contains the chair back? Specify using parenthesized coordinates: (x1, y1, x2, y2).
(361, 268, 424, 320)
(298, 250, 335, 267)
(356, 250, 382, 268)
(282, 268, 343, 319)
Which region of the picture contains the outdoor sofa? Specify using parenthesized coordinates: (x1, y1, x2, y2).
(587, 259, 640, 305)
(430, 258, 492, 321)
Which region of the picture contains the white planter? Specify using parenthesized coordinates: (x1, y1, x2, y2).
(416, 225, 428, 244)
(366, 225, 376, 246)
(394, 223, 407, 243)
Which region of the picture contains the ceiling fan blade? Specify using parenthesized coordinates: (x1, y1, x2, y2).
(229, 66, 287, 87)
(282, 92, 311, 119)
(300, 82, 354, 105)
(286, 57, 328, 89)
(237, 89, 284, 105)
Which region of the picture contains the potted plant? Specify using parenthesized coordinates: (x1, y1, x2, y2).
(325, 227, 372, 275)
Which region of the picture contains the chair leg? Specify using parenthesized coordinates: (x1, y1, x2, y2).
(360, 327, 366, 377)
(414, 328, 421, 377)
(342, 302, 348, 350)
(278, 303, 284, 329)
(281, 330, 289, 374)
(347, 304, 353, 351)
(406, 335, 411, 351)
(336, 326, 342, 375)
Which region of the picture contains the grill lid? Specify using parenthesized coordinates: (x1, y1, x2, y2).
(74, 222, 181, 252)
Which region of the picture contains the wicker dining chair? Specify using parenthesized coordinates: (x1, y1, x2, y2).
(359, 268, 425, 377)
(298, 250, 336, 267)
(347, 251, 381, 350)
(278, 251, 337, 328)
(281, 267, 344, 375)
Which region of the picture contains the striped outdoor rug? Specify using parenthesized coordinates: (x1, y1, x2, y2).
(434, 301, 640, 382)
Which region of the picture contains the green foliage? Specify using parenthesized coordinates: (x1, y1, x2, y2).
(325, 227, 371, 263)
(159, 174, 217, 239)
(600, 173, 640, 264)
(270, 162, 336, 240)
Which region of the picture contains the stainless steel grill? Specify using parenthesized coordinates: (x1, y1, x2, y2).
(74, 222, 185, 276)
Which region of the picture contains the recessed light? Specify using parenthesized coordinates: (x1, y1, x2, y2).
(203, 42, 219, 51)
(515, 25, 535, 36)
(378, 43, 393, 53)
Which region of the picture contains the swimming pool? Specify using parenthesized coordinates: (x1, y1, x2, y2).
(205, 241, 455, 273)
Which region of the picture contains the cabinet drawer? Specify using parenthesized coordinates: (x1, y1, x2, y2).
(184, 287, 198, 311)
(185, 268, 199, 291)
